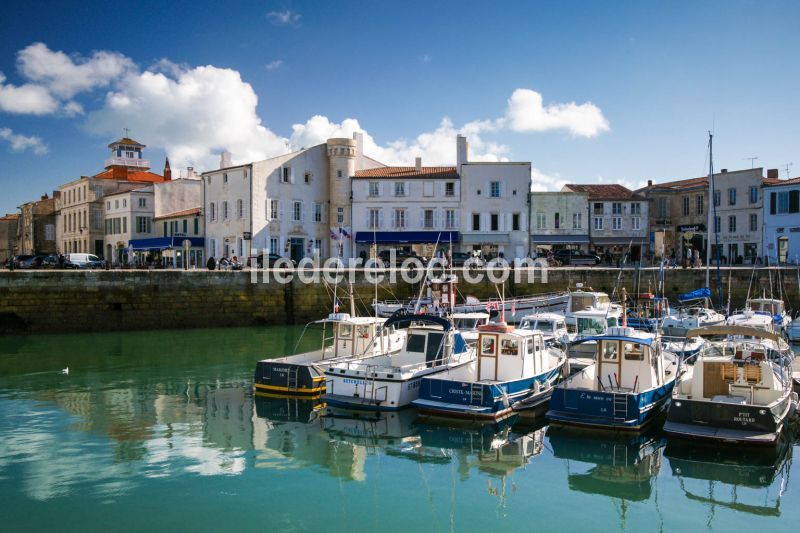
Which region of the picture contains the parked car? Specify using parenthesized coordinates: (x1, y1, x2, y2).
(41, 254, 60, 268)
(65, 253, 104, 269)
(449, 252, 483, 267)
(377, 249, 426, 267)
(552, 249, 601, 266)
(16, 255, 46, 269)
(246, 253, 296, 268)
(10, 254, 34, 269)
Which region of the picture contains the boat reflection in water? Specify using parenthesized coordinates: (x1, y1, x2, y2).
(548, 425, 666, 502)
(664, 436, 794, 519)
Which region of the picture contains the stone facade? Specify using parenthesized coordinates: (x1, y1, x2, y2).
(0, 214, 19, 263)
(17, 193, 58, 255)
(529, 191, 590, 253)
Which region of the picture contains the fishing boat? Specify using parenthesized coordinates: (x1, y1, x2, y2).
(547, 320, 679, 431)
(625, 292, 670, 333)
(661, 288, 725, 337)
(372, 276, 568, 322)
(451, 312, 490, 345)
(661, 336, 705, 359)
(322, 313, 474, 410)
(563, 285, 623, 330)
(664, 325, 797, 447)
(254, 312, 406, 396)
(412, 322, 567, 421)
(517, 312, 570, 346)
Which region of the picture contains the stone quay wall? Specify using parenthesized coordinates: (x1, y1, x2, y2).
(0, 267, 798, 335)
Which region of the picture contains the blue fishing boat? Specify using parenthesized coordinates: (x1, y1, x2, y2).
(412, 323, 567, 421)
(625, 292, 670, 333)
(547, 325, 679, 431)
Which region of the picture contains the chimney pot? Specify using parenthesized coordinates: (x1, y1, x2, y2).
(647, 179, 653, 187)
(767, 168, 779, 180)
(720, 168, 728, 173)
(415, 157, 422, 173)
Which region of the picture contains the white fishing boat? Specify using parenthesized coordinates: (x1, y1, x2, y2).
(731, 297, 789, 335)
(665, 325, 797, 447)
(323, 313, 474, 410)
(254, 313, 406, 396)
(563, 285, 623, 330)
(517, 312, 570, 346)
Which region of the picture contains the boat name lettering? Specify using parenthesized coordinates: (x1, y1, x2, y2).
(733, 412, 755, 424)
(579, 392, 611, 401)
(448, 388, 468, 395)
(343, 378, 365, 385)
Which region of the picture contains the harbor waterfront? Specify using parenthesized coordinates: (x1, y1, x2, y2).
(3, 266, 800, 334)
(0, 326, 798, 531)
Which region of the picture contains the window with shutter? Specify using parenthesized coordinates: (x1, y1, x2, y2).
(770, 192, 776, 214)
(789, 190, 799, 213)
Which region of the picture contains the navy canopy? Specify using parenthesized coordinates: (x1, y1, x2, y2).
(354, 231, 459, 244)
(128, 237, 205, 251)
(677, 287, 712, 302)
(384, 311, 451, 331)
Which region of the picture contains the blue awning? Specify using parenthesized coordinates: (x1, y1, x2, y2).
(531, 234, 590, 244)
(355, 231, 459, 244)
(128, 237, 205, 251)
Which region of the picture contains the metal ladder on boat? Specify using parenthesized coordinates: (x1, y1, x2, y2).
(470, 383, 484, 406)
(287, 367, 299, 392)
(362, 365, 377, 402)
(613, 393, 627, 421)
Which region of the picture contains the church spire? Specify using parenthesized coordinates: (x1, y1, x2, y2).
(163, 157, 172, 180)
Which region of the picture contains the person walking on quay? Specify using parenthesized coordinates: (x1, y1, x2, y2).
(206, 256, 216, 271)
(604, 249, 612, 266)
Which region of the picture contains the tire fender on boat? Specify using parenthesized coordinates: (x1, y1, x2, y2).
(561, 357, 570, 378)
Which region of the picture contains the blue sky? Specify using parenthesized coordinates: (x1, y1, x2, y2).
(0, 0, 798, 214)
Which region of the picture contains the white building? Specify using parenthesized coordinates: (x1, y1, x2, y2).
(707, 168, 765, 263)
(763, 173, 800, 264)
(203, 135, 384, 263)
(103, 186, 154, 265)
(529, 191, 590, 254)
(458, 136, 530, 259)
(351, 161, 461, 258)
(562, 184, 649, 262)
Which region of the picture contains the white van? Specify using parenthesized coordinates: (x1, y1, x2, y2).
(66, 253, 103, 269)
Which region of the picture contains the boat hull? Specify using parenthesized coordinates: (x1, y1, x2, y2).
(412, 366, 563, 421)
(546, 379, 676, 431)
(254, 359, 326, 396)
(664, 394, 793, 447)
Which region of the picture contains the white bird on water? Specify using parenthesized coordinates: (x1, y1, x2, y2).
(61, 367, 69, 375)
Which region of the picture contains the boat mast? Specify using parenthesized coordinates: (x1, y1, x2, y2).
(705, 132, 723, 309)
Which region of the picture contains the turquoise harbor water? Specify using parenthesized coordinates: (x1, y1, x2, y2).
(0, 327, 798, 532)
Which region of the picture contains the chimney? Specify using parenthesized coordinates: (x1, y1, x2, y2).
(720, 168, 728, 173)
(768, 168, 779, 180)
(187, 166, 194, 179)
(163, 157, 172, 181)
(647, 179, 653, 187)
(415, 157, 422, 173)
(456, 135, 468, 174)
(40, 193, 48, 200)
(220, 150, 233, 169)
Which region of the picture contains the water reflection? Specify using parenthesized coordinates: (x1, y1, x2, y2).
(665, 437, 794, 519)
(548, 426, 666, 502)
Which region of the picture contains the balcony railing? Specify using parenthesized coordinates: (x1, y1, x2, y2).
(104, 157, 151, 169)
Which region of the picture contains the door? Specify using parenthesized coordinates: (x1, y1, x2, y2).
(778, 237, 788, 264)
(290, 238, 304, 263)
(478, 334, 498, 381)
(95, 240, 104, 258)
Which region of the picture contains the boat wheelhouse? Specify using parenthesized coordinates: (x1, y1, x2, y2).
(565, 309, 621, 371)
(254, 313, 405, 396)
(563, 287, 622, 330)
(664, 325, 797, 447)
(322, 314, 474, 411)
(518, 312, 570, 346)
(746, 297, 788, 332)
(412, 323, 566, 421)
(547, 327, 679, 431)
(452, 312, 491, 345)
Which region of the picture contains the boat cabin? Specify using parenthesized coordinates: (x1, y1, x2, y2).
(567, 289, 611, 313)
(323, 314, 386, 360)
(569, 310, 619, 338)
(584, 327, 668, 392)
(476, 324, 548, 382)
(746, 298, 785, 317)
(452, 312, 491, 331)
(518, 313, 568, 338)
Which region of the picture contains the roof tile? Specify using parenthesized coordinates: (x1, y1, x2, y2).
(354, 166, 459, 179)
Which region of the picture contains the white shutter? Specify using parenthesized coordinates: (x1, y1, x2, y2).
(419, 209, 424, 230)
(278, 200, 283, 220)
(289, 167, 295, 184)
(379, 182, 384, 197)
(379, 210, 384, 229)
(455, 210, 460, 229)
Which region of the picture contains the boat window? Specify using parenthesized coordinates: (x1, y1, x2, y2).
(481, 336, 496, 356)
(596, 295, 610, 306)
(624, 342, 644, 360)
(578, 318, 605, 336)
(527, 337, 534, 353)
(501, 338, 519, 356)
(602, 341, 618, 361)
(556, 321, 565, 330)
(338, 324, 353, 339)
(356, 325, 370, 339)
(566, 323, 577, 334)
(607, 317, 618, 328)
(571, 295, 593, 311)
(407, 334, 426, 353)
(426, 333, 444, 360)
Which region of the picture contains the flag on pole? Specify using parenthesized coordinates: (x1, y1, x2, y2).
(330, 229, 338, 241)
(340, 228, 351, 239)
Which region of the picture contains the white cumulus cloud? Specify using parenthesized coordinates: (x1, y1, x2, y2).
(0, 127, 48, 154)
(0, 72, 59, 115)
(17, 42, 135, 99)
(505, 88, 609, 137)
(87, 64, 288, 170)
(264, 60, 284, 71)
